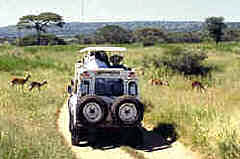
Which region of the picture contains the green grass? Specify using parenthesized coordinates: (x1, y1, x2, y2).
(1, 42, 240, 159)
(125, 42, 240, 159)
(0, 70, 75, 159)
(22, 45, 85, 53)
(0, 55, 61, 72)
(0, 46, 76, 159)
(0, 46, 77, 75)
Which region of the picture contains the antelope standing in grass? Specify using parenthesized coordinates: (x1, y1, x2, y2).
(192, 81, 206, 92)
(29, 80, 48, 92)
(10, 74, 31, 89)
(149, 78, 169, 86)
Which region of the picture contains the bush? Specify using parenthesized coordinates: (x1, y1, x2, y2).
(166, 32, 203, 43)
(18, 34, 66, 46)
(134, 28, 166, 46)
(75, 34, 96, 44)
(19, 35, 36, 46)
(162, 47, 210, 75)
(143, 38, 155, 47)
(140, 47, 210, 76)
(222, 29, 240, 42)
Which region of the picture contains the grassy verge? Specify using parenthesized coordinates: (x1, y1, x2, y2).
(0, 46, 77, 159)
(1, 43, 240, 159)
(124, 43, 240, 159)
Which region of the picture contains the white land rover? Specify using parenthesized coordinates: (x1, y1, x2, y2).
(67, 47, 144, 146)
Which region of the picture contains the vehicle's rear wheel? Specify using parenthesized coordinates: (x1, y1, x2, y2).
(71, 128, 79, 146)
(112, 96, 144, 126)
(77, 96, 108, 126)
(69, 109, 73, 132)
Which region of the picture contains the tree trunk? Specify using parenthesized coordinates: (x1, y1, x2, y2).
(216, 36, 221, 45)
(37, 30, 41, 45)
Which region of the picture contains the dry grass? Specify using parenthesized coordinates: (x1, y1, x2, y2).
(0, 46, 76, 159)
(1, 43, 240, 159)
(124, 43, 240, 159)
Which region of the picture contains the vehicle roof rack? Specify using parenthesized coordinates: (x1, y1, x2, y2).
(79, 47, 127, 53)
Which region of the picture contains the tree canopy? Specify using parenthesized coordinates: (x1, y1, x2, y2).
(134, 28, 166, 46)
(17, 12, 65, 45)
(95, 25, 132, 44)
(205, 17, 227, 44)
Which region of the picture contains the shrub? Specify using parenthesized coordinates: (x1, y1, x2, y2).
(18, 34, 66, 46)
(166, 32, 203, 43)
(142, 37, 156, 47)
(222, 29, 240, 42)
(19, 35, 36, 46)
(75, 34, 96, 44)
(162, 47, 210, 75)
(134, 28, 166, 46)
(140, 47, 210, 76)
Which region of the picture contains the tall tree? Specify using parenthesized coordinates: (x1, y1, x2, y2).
(17, 12, 65, 45)
(95, 25, 133, 44)
(205, 17, 227, 44)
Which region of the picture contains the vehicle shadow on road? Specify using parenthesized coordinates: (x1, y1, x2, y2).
(75, 122, 178, 152)
(137, 123, 179, 152)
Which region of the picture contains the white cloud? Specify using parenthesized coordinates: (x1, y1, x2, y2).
(0, 0, 239, 27)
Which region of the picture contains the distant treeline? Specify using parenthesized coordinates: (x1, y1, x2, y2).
(74, 25, 240, 46)
(1, 24, 240, 46)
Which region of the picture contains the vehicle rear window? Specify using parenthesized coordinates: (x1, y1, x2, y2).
(95, 78, 124, 97)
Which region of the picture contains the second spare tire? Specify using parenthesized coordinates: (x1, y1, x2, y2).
(112, 96, 144, 126)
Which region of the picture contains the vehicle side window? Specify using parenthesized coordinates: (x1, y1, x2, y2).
(128, 82, 138, 96)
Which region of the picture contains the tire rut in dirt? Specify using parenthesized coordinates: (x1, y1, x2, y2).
(58, 103, 136, 159)
(58, 103, 200, 159)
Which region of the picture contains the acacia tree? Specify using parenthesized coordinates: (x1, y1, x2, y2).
(205, 17, 227, 44)
(17, 12, 65, 45)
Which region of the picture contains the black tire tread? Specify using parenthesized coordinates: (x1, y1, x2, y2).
(112, 96, 144, 126)
(77, 96, 108, 126)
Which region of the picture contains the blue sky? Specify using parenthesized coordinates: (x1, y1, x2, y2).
(0, 0, 239, 27)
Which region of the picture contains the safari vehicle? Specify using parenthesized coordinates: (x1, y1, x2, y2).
(67, 47, 144, 146)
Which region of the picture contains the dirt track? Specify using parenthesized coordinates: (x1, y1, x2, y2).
(57, 103, 200, 159)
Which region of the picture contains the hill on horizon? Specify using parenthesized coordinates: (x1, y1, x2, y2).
(1, 20, 240, 38)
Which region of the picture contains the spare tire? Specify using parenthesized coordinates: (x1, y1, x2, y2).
(77, 96, 108, 126)
(112, 96, 144, 126)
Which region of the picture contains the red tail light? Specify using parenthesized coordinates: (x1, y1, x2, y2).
(128, 72, 136, 78)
